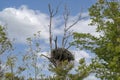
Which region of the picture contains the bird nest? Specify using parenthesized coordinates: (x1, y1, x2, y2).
(50, 48, 74, 62)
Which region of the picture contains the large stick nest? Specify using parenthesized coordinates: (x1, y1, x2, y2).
(51, 48, 74, 62)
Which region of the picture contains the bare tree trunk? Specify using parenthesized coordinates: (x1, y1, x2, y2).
(10, 64, 14, 80)
(54, 36, 58, 49)
(48, 4, 58, 51)
(62, 5, 82, 49)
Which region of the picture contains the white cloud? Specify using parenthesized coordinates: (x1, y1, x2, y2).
(0, 5, 98, 44)
(72, 50, 91, 62)
(0, 5, 53, 43)
(53, 13, 99, 40)
(84, 74, 100, 80)
(68, 17, 99, 37)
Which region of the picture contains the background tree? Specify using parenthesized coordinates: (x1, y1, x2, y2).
(73, 0, 120, 79)
(69, 58, 93, 80)
(0, 25, 12, 55)
(0, 25, 12, 79)
(49, 60, 74, 80)
(6, 55, 17, 80)
(23, 32, 42, 80)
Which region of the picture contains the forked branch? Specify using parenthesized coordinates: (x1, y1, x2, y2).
(41, 54, 57, 67)
(62, 6, 82, 49)
(48, 4, 59, 51)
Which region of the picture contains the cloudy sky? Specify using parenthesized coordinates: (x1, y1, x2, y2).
(0, 0, 99, 79)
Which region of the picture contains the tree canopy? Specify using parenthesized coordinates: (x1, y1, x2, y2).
(0, 25, 12, 55)
(73, 0, 120, 79)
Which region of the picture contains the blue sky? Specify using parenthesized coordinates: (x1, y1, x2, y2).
(0, 0, 96, 14)
(0, 0, 99, 79)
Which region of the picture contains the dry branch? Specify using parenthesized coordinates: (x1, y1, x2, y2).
(62, 6, 82, 49)
(48, 4, 59, 52)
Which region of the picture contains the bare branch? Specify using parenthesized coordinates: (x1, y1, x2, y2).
(66, 44, 72, 49)
(41, 54, 57, 67)
(66, 14, 81, 31)
(48, 4, 53, 51)
(48, 4, 53, 17)
(48, 4, 59, 17)
(64, 31, 73, 47)
(48, 4, 59, 51)
(54, 36, 58, 49)
(53, 5, 59, 17)
(62, 5, 82, 49)
(62, 6, 70, 48)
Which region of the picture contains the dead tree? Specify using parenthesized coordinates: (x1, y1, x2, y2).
(41, 4, 84, 67)
(62, 5, 82, 49)
(48, 4, 58, 52)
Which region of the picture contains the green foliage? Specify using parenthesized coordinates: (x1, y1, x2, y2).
(73, 0, 120, 79)
(49, 60, 74, 80)
(69, 58, 93, 80)
(5, 55, 17, 80)
(77, 58, 91, 79)
(6, 56, 17, 68)
(5, 72, 14, 80)
(27, 77, 33, 80)
(23, 32, 42, 80)
(0, 25, 12, 55)
(46, 58, 94, 80)
(4, 72, 24, 80)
